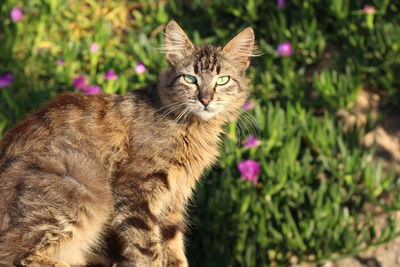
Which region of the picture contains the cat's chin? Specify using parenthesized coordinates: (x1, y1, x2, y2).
(193, 110, 219, 121)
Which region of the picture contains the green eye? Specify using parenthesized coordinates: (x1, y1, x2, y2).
(216, 76, 230, 85)
(183, 75, 197, 84)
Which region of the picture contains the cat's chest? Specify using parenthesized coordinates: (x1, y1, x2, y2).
(177, 129, 220, 170)
(126, 120, 222, 203)
(167, 131, 220, 192)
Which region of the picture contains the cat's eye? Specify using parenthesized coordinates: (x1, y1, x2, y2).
(216, 76, 230, 85)
(183, 75, 197, 84)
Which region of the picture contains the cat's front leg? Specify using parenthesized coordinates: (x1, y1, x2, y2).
(161, 211, 188, 267)
(113, 200, 164, 267)
(120, 237, 163, 267)
(112, 171, 171, 267)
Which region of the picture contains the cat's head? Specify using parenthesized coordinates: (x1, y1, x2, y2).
(158, 20, 254, 121)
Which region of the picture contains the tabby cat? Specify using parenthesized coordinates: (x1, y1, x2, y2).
(0, 20, 254, 266)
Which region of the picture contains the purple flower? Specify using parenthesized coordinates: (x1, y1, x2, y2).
(10, 8, 23, 22)
(56, 59, 65, 65)
(72, 75, 87, 90)
(85, 85, 101, 95)
(134, 62, 147, 74)
(245, 135, 261, 148)
(363, 4, 376, 15)
(277, 0, 286, 8)
(90, 42, 99, 53)
(0, 73, 13, 88)
(277, 42, 292, 56)
(242, 100, 255, 111)
(237, 160, 261, 184)
(104, 69, 118, 80)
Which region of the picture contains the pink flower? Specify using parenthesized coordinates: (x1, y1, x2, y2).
(72, 75, 87, 90)
(104, 70, 118, 80)
(363, 4, 376, 15)
(0, 73, 13, 88)
(237, 160, 260, 184)
(245, 135, 261, 148)
(56, 59, 65, 65)
(10, 8, 23, 22)
(134, 62, 147, 74)
(90, 43, 99, 53)
(242, 100, 255, 111)
(277, 42, 292, 56)
(277, 0, 286, 8)
(84, 85, 101, 95)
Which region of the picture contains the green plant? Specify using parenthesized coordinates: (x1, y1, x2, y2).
(1, 0, 400, 266)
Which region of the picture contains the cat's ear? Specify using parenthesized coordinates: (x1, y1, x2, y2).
(165, 20, 194, 64)
(223, 27, 255, 69)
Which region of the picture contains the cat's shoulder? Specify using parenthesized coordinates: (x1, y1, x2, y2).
(42, 91, 116, 111)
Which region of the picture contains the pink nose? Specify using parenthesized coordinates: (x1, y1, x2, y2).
(200, 98, 211, 106)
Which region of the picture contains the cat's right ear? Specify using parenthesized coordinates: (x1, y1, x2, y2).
(222, 27, 255, 69)
(164, 20, 194, 64)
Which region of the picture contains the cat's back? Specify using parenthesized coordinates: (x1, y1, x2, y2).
(0, 92, 123, 264)
(0, 91, 131, 211)
(0, 92, 131, 160)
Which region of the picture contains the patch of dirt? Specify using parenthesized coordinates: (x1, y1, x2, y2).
(300, 89, 400, 267)
(338, 89, 400, 172)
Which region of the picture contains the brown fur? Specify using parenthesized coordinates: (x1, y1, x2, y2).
(0, 21, 254, 266)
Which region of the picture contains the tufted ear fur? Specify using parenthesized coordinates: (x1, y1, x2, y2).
(164, 20, 194, 64)
(223, 27, 255, 69)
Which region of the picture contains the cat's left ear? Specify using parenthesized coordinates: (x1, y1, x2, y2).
(165, 20, 194, 64)
(223, 27, 255, 69)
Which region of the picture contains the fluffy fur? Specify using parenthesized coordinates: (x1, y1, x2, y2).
(0, 20, 254, 266)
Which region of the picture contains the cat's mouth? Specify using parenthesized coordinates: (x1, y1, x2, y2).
(191, 102, 220, 120)
(194, 110, 217, 120)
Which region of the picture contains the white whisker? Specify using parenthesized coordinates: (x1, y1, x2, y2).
(168, 107, 190, 139)
(241, 112, 260, 135)
(153, 102, 187, 115)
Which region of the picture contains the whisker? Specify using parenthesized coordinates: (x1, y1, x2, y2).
(235, 118, 245, 143)
(168, 107, 190, 139)
(240, 112, 260, 136)
(242, 111, 260, 130)
(142, 103, 189, 144)
(237, 115, 252, 137)
(220, 104, 253, 141)
(221, 111, 244, 143)
(169, 108, 186, 130)
(157, 104, 187, 121)
(153, 102, 187, 115)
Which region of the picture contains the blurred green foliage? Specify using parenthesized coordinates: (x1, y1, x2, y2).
(1, 0, 400, 266)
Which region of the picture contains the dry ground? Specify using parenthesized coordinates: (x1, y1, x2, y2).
(301, 89, 400, 267)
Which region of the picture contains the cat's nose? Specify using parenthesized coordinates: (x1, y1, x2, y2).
(200, 97, 211, 107)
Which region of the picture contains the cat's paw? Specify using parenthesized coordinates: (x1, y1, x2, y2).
(20, 256, 70, 267)
(163, 248, 188, 267)
(122, 242, 164, 267)
(167, 259, 189, 267)
(166, 255, 188, 267)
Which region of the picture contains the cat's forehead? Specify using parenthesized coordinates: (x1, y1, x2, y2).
(190, 45, 225, 74)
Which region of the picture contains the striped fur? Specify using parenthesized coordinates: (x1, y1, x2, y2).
(0, 20, 254, 266)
